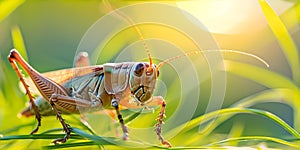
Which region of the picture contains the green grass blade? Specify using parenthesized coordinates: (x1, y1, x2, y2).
(71, 128, 110, 145)
(39, 128, 68, 134)
(250, 108, 300, 137)
(232, 88, 294, 108)
(0, 134, 83, 140)
(67, 115, 98, 135)
(280, 2, 300, 30)
(224, 60, 300, 129)
(210, 136, 300, 149)
(168, 108, 300, 139)
(124, 108, 142, 124)
(44, 141, 99, 149)
(0, 141, 17, 150)
(11, 25, 28, 61)
(227, 122, 244, 146)
(224, 60, 299, 91)
(192, 89, 295, 141)
(258, 0, 300, 84)
(0, 0, 25, 22)
(72, 128, 165, 148)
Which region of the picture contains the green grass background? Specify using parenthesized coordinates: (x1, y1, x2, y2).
(1, 0, 300, 149)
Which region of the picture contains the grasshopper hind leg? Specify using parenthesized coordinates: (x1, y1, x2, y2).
(8, 50, 42, 135)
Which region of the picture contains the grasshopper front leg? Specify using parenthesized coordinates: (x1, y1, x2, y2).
(153, 96, 171, 148)
(120, 96, 171, 147)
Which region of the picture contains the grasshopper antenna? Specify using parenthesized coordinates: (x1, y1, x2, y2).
(157, 50, 269, 69)
(103, 0, 153, 71)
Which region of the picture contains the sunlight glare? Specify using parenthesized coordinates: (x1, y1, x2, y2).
(176, 0, 295, 34)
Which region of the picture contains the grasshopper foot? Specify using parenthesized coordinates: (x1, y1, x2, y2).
(53, 138, 66, 145)
(162, 140, 172, 148)
(52, 127, 71, 144)
(30, 112, 42, 134)
(30, 126, 39, 135)
(122, 132, 129, 140)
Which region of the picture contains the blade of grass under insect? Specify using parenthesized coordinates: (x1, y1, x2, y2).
(44, 141, 99, 149)
(209, 136, 300, 149)
(68, 115, 97, 135)
(71, 128, 112, 145)
(46, 141, 167, 150)
(258, 0, 300, 84)
(72, 128, 164, 148)
(0, 134, 83, 140)
(0, 0, 24, 22)
(167, 108, 300, 139)
(39, 128, 67, 134)
(11, 25, 28, 61)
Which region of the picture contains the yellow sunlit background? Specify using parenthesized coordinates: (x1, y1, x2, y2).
(177, 0, 295, 34)
(0, 0, 300, 149)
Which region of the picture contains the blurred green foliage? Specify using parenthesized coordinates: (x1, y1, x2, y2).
(0, 0, 300, 149)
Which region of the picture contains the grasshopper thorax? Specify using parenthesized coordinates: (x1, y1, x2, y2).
(129, 62, 159, 104)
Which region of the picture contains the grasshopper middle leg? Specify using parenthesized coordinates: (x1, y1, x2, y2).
(49, 94, 103, 144)
(111, 98, 129, 140)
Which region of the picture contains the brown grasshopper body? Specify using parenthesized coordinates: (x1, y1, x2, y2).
(8, 49, 170, 146)
(8, 47, 270, 148)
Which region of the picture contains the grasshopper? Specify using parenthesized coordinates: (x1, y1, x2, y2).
(8, 48, 173, 147)
(8, 47, 269, 148)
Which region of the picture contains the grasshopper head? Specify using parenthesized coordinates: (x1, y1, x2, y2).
(129, 62, 159, 104)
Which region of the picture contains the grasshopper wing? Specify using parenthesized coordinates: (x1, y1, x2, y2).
(19, 51, 95, 95)
(19, 65, 104, 95)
